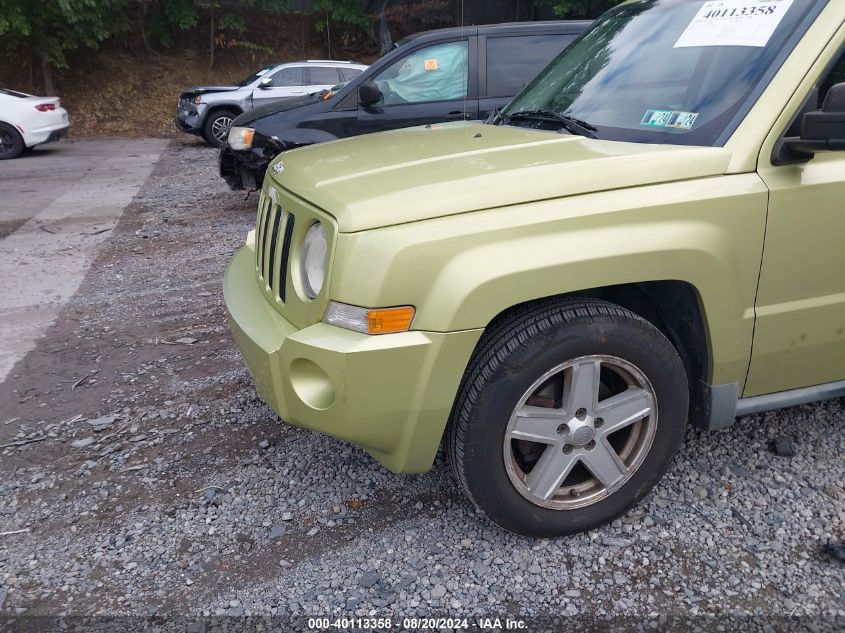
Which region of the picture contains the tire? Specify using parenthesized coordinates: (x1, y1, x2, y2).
(0, 122, 25, 160)
(447, 298, 688, 537)
(203, 109, 237, 147)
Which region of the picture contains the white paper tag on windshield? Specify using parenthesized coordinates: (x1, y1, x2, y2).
(674, 0, 794, 49)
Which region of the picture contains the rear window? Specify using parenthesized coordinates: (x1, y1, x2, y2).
(308, 67, 342, 85)
(339, 67, 364, 81)
(485, 34, 577, 98)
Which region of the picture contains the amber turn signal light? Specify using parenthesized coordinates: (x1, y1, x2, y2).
(323, 302, 416, 335)
(367, 306, 415, 334)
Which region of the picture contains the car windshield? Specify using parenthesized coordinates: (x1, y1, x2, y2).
(237, 65, 275, 87)
(501, 0, 823, 146)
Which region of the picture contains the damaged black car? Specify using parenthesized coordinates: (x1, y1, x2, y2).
(219, 20, 589, 191)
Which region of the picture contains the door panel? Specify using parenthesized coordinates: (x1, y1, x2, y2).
(746, 153, 845, 395)
(353, 38, 479, 135)
(252, 67, 305, 107)
(746, 46, 845, 396)
(355, 101, 479, 135)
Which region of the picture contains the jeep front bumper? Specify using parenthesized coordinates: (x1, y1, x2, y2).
(223, 244, 482, 473)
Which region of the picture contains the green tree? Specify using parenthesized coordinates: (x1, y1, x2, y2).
(0, 0, 130, 95)
(147, 0, 289, 67)
(310, 0, 372, 55)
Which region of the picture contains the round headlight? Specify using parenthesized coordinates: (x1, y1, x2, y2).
(300, 222, 327, 299)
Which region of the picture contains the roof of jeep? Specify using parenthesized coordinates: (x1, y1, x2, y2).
(396, 20, 591, 47)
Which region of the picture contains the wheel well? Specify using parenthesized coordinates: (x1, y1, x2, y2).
(486, 281, 710, 413)
(203, 105, 242, 123)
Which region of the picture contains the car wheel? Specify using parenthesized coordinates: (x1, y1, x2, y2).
(447, 298, 688, 537)
(203, 110, 237, 147)
(0, 122, 25, 160)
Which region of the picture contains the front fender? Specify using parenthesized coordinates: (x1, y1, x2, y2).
(330, 174, 768, 386)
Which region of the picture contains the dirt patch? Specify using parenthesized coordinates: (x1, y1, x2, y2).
(0, 219, 27, 239)
(0, 138, 442, 617)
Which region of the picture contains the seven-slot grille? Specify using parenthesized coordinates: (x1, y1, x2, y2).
(256, 196, 296, 302)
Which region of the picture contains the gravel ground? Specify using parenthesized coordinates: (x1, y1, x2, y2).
(0, 139, 843, 631)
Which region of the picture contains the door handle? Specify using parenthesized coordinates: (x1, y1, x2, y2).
(446, 110, 472, 120)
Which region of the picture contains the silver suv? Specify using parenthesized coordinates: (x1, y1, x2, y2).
(176, 60, 367, 146)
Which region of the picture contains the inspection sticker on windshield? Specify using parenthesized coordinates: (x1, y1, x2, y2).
(641, 110, 699, 129)
(674, 0, 794, 49)
(424, 59, 439, 71)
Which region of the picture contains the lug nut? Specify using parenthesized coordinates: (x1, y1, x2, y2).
(595, 417, 604, 428)
(575, 408, 587, 420)
(557, 423, 570, 435)
(562, 445, 574, 454)
(585, 440, 596, 451)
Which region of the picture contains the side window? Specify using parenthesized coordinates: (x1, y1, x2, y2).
(371, 40, 468, 106)
(339, 67, 364, 82)
(818, 50, 845, 108)
(270, 67, 304, 87)
(485, 34, 576, 98)
(308, 67, 342, 86)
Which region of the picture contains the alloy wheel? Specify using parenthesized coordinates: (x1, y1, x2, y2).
(211, 116, 233, 143)
(503, 355, 657, 510)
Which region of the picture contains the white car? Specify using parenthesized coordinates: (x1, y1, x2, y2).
(0, 88, 69, 160)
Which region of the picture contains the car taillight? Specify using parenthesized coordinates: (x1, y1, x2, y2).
(35, 104, 56, 112)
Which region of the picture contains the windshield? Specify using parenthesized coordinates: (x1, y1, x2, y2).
(237, 65, 274, 87)
(502, 0, 824, 146)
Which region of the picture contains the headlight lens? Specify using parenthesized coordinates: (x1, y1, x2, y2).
(227, 126, 255, 150)
(300, 222, 328, 298)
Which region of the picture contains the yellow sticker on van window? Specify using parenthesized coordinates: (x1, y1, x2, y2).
(424, 59, 439, 71)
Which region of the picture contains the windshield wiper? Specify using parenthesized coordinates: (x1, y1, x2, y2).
(505, 109, 598, 139)
(486, 107, 504, 125)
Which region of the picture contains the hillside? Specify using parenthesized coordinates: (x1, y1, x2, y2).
(1, 52, 378, 139)
(0, 14, 375, 139)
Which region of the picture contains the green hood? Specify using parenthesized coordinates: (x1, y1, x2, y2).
(271, 122, 731, 233)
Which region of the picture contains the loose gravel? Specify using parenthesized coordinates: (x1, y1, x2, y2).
(0, 139, 843, 631)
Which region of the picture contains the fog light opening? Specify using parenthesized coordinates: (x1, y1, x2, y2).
(289, 358, 335, 410)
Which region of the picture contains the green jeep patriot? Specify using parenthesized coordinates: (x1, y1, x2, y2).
(224, 0, 845, 537)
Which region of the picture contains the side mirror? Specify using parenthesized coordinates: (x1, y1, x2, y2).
(784, 82, 845, 155)
(258, 77, 273, 90)
(358, 80, 381, 107)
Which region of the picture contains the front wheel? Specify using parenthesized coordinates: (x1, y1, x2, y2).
(447, 298, 688, 537)
(203, 109, 237, 147)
